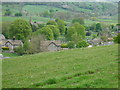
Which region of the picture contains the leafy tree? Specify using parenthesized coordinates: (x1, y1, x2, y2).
(37, 23, 45, 29)
(4, 9, 12, 16)
(2, 21, 12, 39)
(96, 23, 102, 32)
(31, 24, 38, 32)
(67, 41, 75, 49)
(73, 23, 86, 39)
(42, 11, 50, 17)
(49, 9, 54, 13)
(27, 35, 45, 54)
(23, 40, 30, 54)
(114, 33, 120, 44)
(56, 19, 66, 35)
(47, 20, 57, 25)
(36, 26, 54, 40)
(72, 18, 84, 25)
(46, 25, 60, 40)
(9, 19, 32, 41)
(89, 23, 96, 31)
(66, 23, 85, 42)
(66, 26, 76, 41)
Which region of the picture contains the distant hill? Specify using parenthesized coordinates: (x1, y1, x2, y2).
(2, 2, 118, 24)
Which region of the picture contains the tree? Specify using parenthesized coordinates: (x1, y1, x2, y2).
(9, 19, 32, 41)
(56, 19, 66, 35)
(114, 33, 120, 44)
(66, 23, 86, 42)
(67, 41, 75, 49)
(31, 24, 38, 32)
(89, 23, 96, 31)
(36, 26, 54, 40)
(4, 9, 12, 16)
(2, 21, 12, 39)
(23, 40, 30, 54)
(42, 11, 50, 17)
(46, 20, 57, 25)
(96, 23, 102, 32)
(66, 26, 76, 41)
(27, 35, 45, 54)
(46, 25, 60, 40)
(72, 18, 84, 25)
(73, 23, 86, 39)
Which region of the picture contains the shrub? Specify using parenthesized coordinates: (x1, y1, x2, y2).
(2, 47, 9, 50)
(14, 46, 24, 55)
(67, 41, 75, 49)
(76, 40, 89, 48)
(61, 44, 68, 48)
(15, 12, 22, 17)
(114, 33, 120, 44)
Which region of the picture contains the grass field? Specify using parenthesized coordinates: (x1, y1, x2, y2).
(2, 53, 19, 58)
(2, 44, 118, 88)
(2, 4, 118, 25)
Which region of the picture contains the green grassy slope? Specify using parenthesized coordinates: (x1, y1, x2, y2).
(2, 45, 118, 88)
(2, 3, 118, 25)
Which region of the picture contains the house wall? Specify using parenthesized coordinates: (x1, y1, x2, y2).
(48, 44, 58, 51)
(5, 42, 13, 50)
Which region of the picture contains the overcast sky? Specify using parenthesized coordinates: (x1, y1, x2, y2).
(0, 0, 119, 2)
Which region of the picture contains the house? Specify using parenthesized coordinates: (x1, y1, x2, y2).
(88, 38, 103, 46)
(0, 34, 23, 52)
(48, 42, 61, 52)
(2, 39, 23, 52)
(40, 40, 61, 52)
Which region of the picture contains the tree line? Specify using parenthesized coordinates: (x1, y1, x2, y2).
(2, 18, 118, 55)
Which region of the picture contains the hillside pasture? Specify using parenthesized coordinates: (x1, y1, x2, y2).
(2, 45, 118, 88)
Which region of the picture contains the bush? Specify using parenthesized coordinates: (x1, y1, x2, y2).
(15, 12, 22, 17)
(14, 46, 24, 55)
(114, 33, 120, 44)
(76, 40, 89, 48)
(2, 47, 9, 50)
(4, 10, 11, 16)
(61, 44, 68, 48)
(67, 41, 75, 49)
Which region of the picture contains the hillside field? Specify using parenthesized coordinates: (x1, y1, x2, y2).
(2, 44, 118, 88)
(2, 3, 118, 25)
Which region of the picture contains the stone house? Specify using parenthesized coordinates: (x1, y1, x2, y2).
(40, 40, 61, 52)
(88, 38, 103, 46)
(1, 39, 23, 52)
(0, 34, 23, 52)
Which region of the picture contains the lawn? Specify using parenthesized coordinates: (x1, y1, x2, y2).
(2, 52, 19, 58)
(2, 44, 118, 88)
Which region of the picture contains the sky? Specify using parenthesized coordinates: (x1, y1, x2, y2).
(0, 0, 119, 2)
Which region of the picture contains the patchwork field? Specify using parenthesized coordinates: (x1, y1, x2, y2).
(2, 44, 118, 88)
